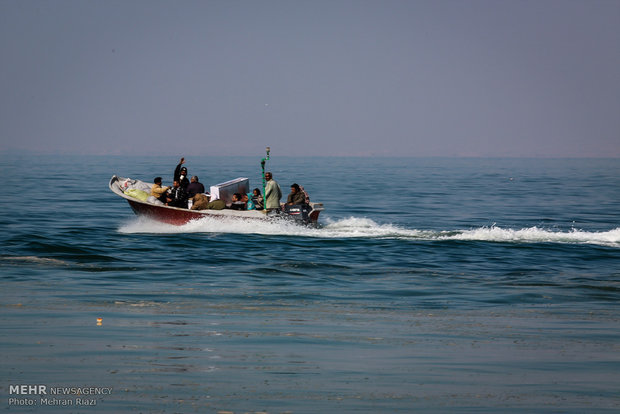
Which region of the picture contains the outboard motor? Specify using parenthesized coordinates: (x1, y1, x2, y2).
(284, 204, 312, 224)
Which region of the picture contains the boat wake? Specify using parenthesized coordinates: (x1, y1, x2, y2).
(118, 216, 620, 247)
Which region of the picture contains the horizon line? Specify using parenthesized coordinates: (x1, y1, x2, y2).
(1, 149, 619, 160)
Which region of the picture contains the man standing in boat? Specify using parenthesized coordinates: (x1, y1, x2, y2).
(174, 157, 190, 191)
(264, 172, 282, 212)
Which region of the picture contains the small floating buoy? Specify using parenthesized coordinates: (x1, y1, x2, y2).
(96, 318, 103, 326)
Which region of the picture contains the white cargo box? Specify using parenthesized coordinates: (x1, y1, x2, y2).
(209, 178, 249, 205)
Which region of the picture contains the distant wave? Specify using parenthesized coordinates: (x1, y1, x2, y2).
(1, 256, 69, 266)
(118, 216, 620, 247)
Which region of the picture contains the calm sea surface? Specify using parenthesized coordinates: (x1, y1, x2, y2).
(1, 155, 619, 413)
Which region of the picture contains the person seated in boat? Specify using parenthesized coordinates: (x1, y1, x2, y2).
(229, 193, 246, 210)
(167, 180, 188, 208)
(151, 177, 170, 203)
(190, 193, 209, 210)
(286, 183, 307, 206)
(173, 157, 190, 191)
(186, 175, 205, 198)
(244, 193, 255, 210)
(251, 188, 264, 210)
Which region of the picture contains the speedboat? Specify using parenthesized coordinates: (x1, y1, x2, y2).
(108, 175, 324, 226)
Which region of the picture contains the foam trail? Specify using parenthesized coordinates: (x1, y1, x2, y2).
(118, 217, 620, 247)
(438, 226, 620, 247)
(118, 216, 425, 238)
(319, 217, 430, 238)
(118, 215, 323, 236)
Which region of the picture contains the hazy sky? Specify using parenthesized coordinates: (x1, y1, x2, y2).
(1, 0, 618, 157)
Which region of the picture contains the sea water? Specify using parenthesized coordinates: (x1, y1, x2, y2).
(1, 155, 619, 413)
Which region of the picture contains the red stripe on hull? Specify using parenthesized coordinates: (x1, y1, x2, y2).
(127, 200, 208, 225)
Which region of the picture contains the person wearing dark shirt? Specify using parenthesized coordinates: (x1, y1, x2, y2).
(230, 193, 246, 210)
(286, 183, 306, 205)
(167, 180, 188, 208)
(173, 157, 190, 191)
(187, 176, 205, 198)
